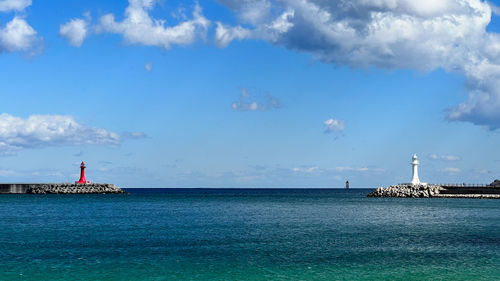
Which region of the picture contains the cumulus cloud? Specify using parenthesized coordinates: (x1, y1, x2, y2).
(428, 153, 460, 161)
(231, 87, 280, 111)
(59, 13, 90, 47)
(0, 0, 31, 12)
(0, 16, 41, 55)
(218, 0, 272, 24)
(324, 118, 344, 132)
(215, 7, 294, 47)
(215, 22, 252, 47)
(0, 113, 121, 155)
(0, 0, 41, 56)
(97, 0, 210, 49)
(217, 0, 500, 130)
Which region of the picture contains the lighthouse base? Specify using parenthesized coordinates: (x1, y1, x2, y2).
(75, 180, 90, 184)
(411, 181, 427, 186)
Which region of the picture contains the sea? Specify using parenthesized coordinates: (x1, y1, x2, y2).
(0, 188, 499, 280)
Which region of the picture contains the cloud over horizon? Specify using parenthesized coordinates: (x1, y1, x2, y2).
(292, 165, 385, 174)
(217, 0, 500, 130)
(0, 113, 121, 155)
(442, 167, 461, 174)
(428, 153, 461, 161)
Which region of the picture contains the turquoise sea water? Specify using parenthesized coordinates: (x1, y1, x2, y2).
(1, 188, 500, 280)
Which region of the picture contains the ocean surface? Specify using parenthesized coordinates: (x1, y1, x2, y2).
(1, 188, 500, 280)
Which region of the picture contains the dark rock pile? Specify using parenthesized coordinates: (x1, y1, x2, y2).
(26, 183, 126, 194)
(488, 179, 500, 187)
(367, 184, 443, 198)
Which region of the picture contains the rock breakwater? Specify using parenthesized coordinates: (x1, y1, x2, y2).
(26, 183, 125, 194)
(367, 184, 443, 198)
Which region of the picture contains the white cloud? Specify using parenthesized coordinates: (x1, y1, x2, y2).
(97, 0, 210, 49)
(487, 1, 500, 15)
(0, 16, 41, 54)
(292, 166, 320, 173)
(0, 0, 31, 12)
(0, 0, 41, 56)
(443, 167, 461, 174)
(324, 118, 344, 132)
(292, 165, 384, 174)
(59, 14, 90, 47)
(0, 113, 121, 155)
(0, 167, 70, 181)
(0, 169, 16, 177)
(217, 0, 500, 130)
(239, 0, 272, 24)
(144, 62, 153, 72)
(214, 7, 294, 47)
(215, 22, 251, 47)
(231, 87, 280, 111)
(428, 154, 460, 161)
(335, 166, 385, 173)
(474, 168, 491, 174)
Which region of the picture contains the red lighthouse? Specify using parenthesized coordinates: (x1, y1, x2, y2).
(76, 161, 90, 184)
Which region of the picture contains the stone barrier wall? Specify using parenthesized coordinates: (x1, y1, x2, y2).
(25, 183, 125, 194)
(367, 184, 443, 198)
(367, 182, 500, 199)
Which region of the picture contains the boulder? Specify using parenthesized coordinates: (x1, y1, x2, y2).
(488, 180, 500, 187)
(367, 184, 443, 198)
(26, 183, 126, 194)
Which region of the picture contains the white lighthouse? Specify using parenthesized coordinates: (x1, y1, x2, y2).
(411, 154, 421, 185)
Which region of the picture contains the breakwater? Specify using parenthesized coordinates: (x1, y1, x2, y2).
(367, 184, 443, 198)
(368, 180, 500, 199)
(0, 183, 125, 194)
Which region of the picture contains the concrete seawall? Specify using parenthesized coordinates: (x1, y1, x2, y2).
(0, 183, 125, 194)
(438, 187, 500, 194)
(0, 184, 36, 194)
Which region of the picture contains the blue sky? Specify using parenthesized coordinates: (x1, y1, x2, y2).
(1, 0, 500, 188)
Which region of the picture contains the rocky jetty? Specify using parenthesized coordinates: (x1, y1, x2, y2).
(367, 184, 443, 198)
(26, 183, 126, 194)
(367, 180, 500, 199)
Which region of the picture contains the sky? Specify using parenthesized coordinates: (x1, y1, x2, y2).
(1, 0, 500, 188)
